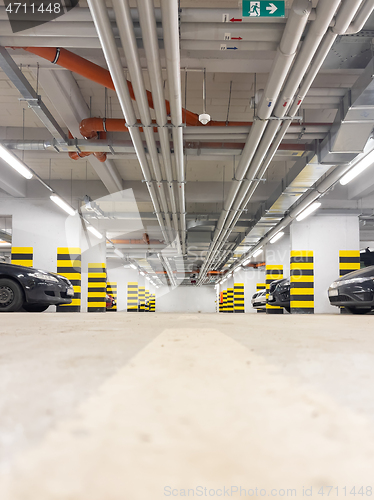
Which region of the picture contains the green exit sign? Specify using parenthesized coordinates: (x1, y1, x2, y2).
(242, 1, 285, 17)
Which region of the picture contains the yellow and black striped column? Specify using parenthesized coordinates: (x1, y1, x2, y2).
(106, 282, 117, 312)
(234, 283, 245, 313)
(256, 283, 266, 313)
(127, 282, 138, 312)
(227, 288, 234, 313)
(219, 291, 223, 313)
(11, 247, 33, 267)
(57, 247, 81, 312)
(222, 290, 227, 313)
(290, 251, 314, 314)
(145, 290, 150, 312)
(139, 286, 145, 312)
(149, 294, 155, 312)
(87, 263, 106, 312)
(266, 265, 284, 314)
(339, 251, 360, 277)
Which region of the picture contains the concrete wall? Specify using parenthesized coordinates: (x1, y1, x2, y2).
(156, 286, 216, 313)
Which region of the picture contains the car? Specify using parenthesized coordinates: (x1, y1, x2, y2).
(251, 289, 267, 310)
(106, 293, 116, 310)
(267, 278, 291, 312)
(328, 266, 374, 314)
(0, 262, 74, 312)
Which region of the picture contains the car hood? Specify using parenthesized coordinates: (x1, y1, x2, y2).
(334, 265, 374, 283)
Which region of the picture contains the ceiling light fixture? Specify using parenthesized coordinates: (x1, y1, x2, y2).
(130, 263, 137, 270)
(50, 195, 76, 217)
(140, 271, 145, 276)
(234, 267, 241, 273)
(270, 231, 285, 244)
(253, 247, 263, 258)
(0, 144, 33, 179)
(340, 150, 374, 185)
(296, 202, 321, 222)
(243, 258, 251, 265)
(87, 225, 103, 239)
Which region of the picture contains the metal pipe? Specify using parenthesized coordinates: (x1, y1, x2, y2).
(86, 0, 171, 251)
(344, 0, 374, 34)
(137, 0, 181, 253)
(161, 0, 187, 254)
(198, 0, 313, 281)
(199, 0, 359, 283)
(113, 0, 174, 243)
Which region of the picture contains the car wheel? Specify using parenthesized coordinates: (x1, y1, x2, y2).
(345, 307, 372, 315)
(22, 303, 49, 312)
(0, 278, 24, 312)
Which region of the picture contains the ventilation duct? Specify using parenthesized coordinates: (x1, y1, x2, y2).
(319, 56, 374, 165)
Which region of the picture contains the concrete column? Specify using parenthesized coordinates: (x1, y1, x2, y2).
(81, 231, 106, 313)
(290, 215, 360, 314)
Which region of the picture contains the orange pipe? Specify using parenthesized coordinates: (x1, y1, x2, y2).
(21, 47, 201, 126)
(79, 117, 159, 139)
(68, 130, 107, 162)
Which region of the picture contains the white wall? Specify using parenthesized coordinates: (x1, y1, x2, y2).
(156, 286, 216, 313)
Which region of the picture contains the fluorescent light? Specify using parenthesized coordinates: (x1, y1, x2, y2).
(87, 225, 103, 239)
(50, 195, 76, 216)
(130, 263, 137, 270)
(296, 202, 321, 222)
(0, 144, 33, 179)
(340, 150, 374, 186)
(140, 271, 145, 276)
(146, 276, 151, 281)
(243, 258, 251, 265)
(270, 231, 285, 244)
(234, 267, 241, 273)
(253, 247, 263, 258)
(114, 248, 124, 258)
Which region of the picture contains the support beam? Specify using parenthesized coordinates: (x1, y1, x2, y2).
(0, 159, 27, 197)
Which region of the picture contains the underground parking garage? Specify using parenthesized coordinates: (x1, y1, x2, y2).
(2, 0, 374, 497)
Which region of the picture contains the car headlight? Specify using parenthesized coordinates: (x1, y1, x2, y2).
(330, 281, 339, 289)
(28, 272, 59, 283)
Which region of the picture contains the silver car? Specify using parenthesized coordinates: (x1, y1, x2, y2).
(251, 289, 267, 310)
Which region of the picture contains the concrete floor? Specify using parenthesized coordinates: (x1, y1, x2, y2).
(1, 313, 374, 499)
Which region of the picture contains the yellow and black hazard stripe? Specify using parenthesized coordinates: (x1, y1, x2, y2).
(339, 250, 360, 277)
(138, 286, 145, 312)
(266, 265, 284, 314)
(149, 294, 156, 312)
(127, 282, 138, 312)
(290, 251, 314, 314)
(106, 282, 117, 312)
(227, 288, 234, 313)
(11, 247, 33, 267)
(87, 263, 106, 312)
(222, 290, 227, 313)
(56, 247, 81, 312)
(256, 283, 266, 313)
(145, 290, 150, 312)
(234, 283, 245, 313)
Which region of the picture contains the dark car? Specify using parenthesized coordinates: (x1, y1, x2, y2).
(106, 293, 116, 310)
(0, 263, 74, 312)
(267, 278, 291, 312)
(328, 266, 374, 314)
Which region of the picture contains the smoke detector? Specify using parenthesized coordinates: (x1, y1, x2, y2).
(199, 113, 211, 125)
